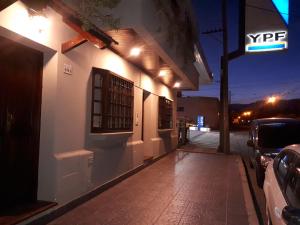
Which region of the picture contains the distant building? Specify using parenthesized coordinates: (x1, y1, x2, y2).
(177, 97, 220, 130)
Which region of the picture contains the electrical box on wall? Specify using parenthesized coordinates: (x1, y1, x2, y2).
(64, 63, 72, 75)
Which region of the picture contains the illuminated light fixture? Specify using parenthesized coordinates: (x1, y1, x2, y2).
(272, 0, 289, 25)
(173, 82, 181, 88)
(266, 96, 278, 104)
(28, 8, 49, 34)
(245, 30, 288, 52)
(30, 14, 48, 33)
(158, 70, 167, 77)
(130, 47, 142, 57)
(243, 111, 252, 116)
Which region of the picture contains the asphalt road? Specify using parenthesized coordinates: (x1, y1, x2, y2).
(189, 130, 267, 225)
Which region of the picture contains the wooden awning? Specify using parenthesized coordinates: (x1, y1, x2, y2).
(1, 0, 50, 12)
(0, 0, 182, 88)
(0, 0, 118, 54)
(49, 0, 118, 54)
(0, 0, 17, 11)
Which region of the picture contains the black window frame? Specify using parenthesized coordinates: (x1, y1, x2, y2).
(91, 68, 134, 133)
(158, 96, 173, 129)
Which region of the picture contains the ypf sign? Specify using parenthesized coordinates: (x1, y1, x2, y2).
(246, 31, 288, 52)
(244, 0, 289, 53)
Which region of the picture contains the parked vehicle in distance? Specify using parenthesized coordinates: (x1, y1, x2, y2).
(264, 145, 300, 225)
(247, 118, 300, 188)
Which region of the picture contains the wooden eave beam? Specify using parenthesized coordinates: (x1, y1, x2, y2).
(63, 17, 106, 49)
(49, 0, 118, 51)
(0, 0, 17, 11)
(1, 0, 49, 12)
(21, 0, 50, 11)
(62, 35, 87, 54)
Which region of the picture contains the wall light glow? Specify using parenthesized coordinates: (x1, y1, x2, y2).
(102, 53, 127, 76)
(30, 13, 49, 33)
(141, 75, 154, 93)
(160, 85, 171, 99)
(8, 5, 50, 44)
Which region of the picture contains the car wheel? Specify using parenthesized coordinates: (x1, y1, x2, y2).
(255, 162, 264, 188)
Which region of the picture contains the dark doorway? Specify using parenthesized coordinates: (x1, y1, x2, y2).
(0, 36, 43, 210)
(142, 90, 153, 162)
(142, 90, 150, 141)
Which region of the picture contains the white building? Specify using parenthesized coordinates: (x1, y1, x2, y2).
(0, 0, 212, 222)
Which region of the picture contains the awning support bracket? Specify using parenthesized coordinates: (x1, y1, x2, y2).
(61, 35, 87, 54)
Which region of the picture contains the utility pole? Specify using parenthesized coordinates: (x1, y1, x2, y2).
(220, 0, 230, 154)
(203, 0, 244, 154)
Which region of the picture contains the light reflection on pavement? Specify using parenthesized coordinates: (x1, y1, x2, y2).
(188, 130, 267, 225)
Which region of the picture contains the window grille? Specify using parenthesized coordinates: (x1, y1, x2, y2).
(177, 106, 184, 112)
(158, 97, 173, 129)
(91, 68, 134, 133)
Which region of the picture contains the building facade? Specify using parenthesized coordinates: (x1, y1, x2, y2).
(177, 96, 220, 130)
(0, 0, 211, 220)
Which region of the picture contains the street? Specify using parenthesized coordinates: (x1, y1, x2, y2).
(189, 130, 267, 225)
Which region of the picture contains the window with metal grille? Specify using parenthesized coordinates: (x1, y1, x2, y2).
(91, 68, 134, 133)
(177, 106, 184, 112)
(158, 97, 173, 129)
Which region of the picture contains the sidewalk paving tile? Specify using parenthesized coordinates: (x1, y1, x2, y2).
(48, 148, 249, 225)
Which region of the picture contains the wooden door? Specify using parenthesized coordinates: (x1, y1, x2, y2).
(0, 36, 43, 209)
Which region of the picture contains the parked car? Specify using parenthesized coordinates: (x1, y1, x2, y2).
(264, 145, 300, 225)
(247, 118, 300, 188)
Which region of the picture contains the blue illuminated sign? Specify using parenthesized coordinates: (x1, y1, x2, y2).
(272, 0, 289, 25)
(197, 115, 204, 130)
(247, 42, 286, 52)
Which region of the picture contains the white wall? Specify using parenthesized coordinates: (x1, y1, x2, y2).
(0, 1, 178, 206)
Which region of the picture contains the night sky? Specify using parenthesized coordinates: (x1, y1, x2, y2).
(185, 0, 300, 104)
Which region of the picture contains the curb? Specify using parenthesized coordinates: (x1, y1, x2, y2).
(237, 157, 260, 225)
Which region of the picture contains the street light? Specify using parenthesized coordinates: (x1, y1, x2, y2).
(243, 111, 252, 116)
(266, 96, 278, 104)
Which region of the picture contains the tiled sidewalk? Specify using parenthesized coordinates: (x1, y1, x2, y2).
(48, 151, 250, 225)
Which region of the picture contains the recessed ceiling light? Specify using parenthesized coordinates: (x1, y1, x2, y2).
(174, 82, 181, 88)
(130, 47, 141, 57)
(158, 70, 167, 77)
